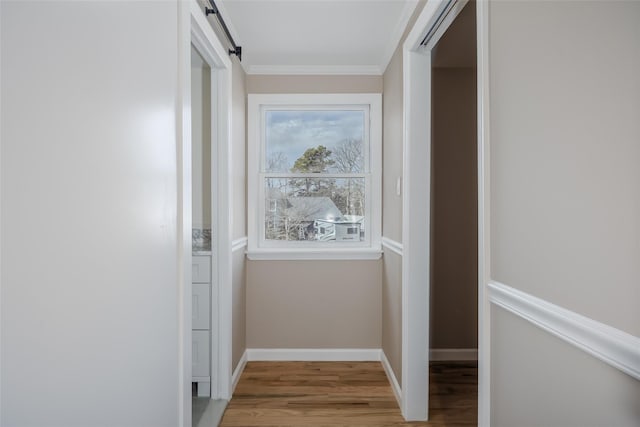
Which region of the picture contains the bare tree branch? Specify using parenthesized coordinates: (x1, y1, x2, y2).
(333, 138, 363, 173)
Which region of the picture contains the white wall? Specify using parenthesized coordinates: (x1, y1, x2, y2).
(1, 2, 181, 425)
(489, 1, 640, 424)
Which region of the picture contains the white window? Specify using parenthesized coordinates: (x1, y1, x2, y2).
(247, 93, 382, 260)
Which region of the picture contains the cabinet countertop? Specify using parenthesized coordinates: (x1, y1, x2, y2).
(193, 250, 212, 256)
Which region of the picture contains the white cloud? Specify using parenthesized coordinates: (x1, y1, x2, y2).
(266, 110, 363, 172)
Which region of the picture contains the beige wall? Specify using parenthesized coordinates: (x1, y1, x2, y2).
(491, 306, 640, 427)
(382, 45, 404, 243)
(247, 260, 381, 348)
(489, 0, 640, 337)
(381, 44, 405, 384)
(489, 0, 640, 424)
(191, 50, 212, 230)
(380, 0, 427, 384)
(247, 74, 382, 94)
(231, 57, 247, 371)
(232, 248, 246, 369)
(231, 58, 247, 241)
(382, 250, 402, 381)
(245, 74, 383, 350)
(430, 67, 477, 349)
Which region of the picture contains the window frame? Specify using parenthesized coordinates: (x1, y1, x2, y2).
(247, 93, 382, 260)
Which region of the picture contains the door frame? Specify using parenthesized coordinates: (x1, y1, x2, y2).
(401, 0, 490, 423)
(178, 1, 234, 426)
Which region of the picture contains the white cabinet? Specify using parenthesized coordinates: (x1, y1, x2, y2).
(192, 330, 210, 378)
(192, 283, 210, 330)
(192, 255, 211, 397)
(192, 255, 211, 283)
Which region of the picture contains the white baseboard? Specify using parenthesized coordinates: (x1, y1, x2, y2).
(231, 350, 248, 393)
(246, 348, 382, 362)
(430, 348, 478, 361)
(381, 350, 402, 406)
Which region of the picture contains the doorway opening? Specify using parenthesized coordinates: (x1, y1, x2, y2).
(179, 3, 234, 427)
(402, 0, 488, 422)
(429, 0, 478, 421)
(190, 42, 220, 425)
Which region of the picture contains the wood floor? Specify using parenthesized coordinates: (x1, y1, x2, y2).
(219, 361, 477, 426)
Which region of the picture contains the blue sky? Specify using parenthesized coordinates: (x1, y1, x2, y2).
(265, 110, 364, 172)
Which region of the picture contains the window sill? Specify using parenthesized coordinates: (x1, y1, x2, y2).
(246, 247, 382, 261)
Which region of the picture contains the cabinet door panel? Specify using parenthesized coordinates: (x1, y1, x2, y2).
(192, 256, 211, 283)
(192, 283, 210, 330)
(192, 330, 210, 377)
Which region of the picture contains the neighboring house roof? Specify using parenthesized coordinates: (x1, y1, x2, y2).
(265, 187, 286, 199)
(315, 215, 364, 225)
(285, 197, 342, 222)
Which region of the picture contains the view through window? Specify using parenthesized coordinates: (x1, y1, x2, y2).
(248, 93, 381, 259)
(263, 110, 367, 243)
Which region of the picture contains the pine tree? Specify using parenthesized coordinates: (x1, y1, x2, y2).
(290, 145, 335, 196)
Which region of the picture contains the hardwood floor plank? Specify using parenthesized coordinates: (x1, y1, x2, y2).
(220, 361, 477, 426)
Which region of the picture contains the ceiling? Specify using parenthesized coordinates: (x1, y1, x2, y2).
(217, 0, 420, 75)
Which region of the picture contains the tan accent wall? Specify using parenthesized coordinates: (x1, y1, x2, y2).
(382, 45, 404, 243)
(232, 248, 247, 369)
(382, 250, 402, 381)
(191, 51, 212, 230)
(232, 58, 247, 241)
(489, 0, 640, 424)
(489, 0, 640, 337)
(380, 0, 427, 384)
(381, 45, 405, 384)
(430, 67, 477, 349)
(247, 74, 382, 94)
(491, 306, 640, 427)
(245, 74, 384, 350)
(247, 260, 382, 348)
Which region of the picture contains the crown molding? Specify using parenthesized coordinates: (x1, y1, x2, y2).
(380, 0, 420, 74)
(246, 64, 383, 76)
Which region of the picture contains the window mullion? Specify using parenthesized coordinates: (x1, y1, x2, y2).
(263, 173, 366, 179)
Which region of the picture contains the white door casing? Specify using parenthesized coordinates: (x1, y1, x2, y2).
(401, 0, 489, 423)
(178, 1, 234, 425)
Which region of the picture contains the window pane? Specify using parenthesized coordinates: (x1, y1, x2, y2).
(265, 177, 366, 242)
(265, 111, 365, 173)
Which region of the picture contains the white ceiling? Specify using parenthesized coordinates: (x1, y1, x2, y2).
(217, 0, 420, 75)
